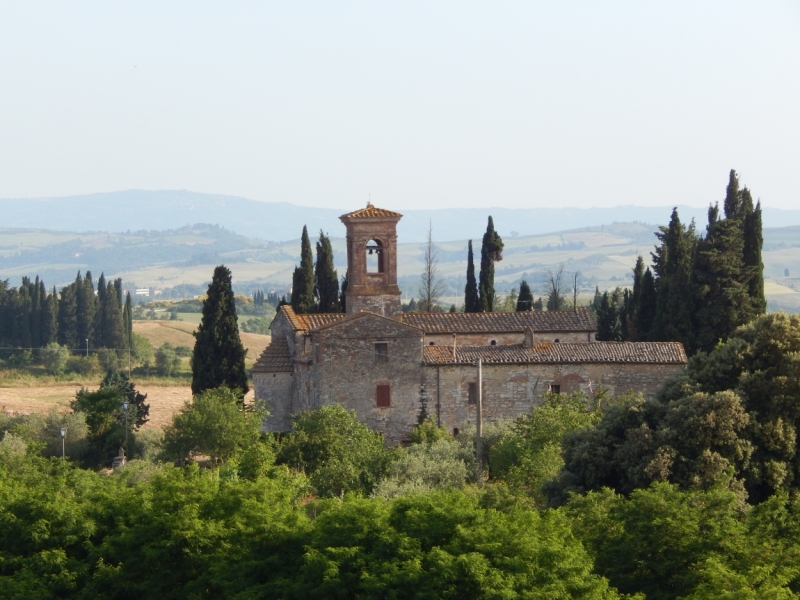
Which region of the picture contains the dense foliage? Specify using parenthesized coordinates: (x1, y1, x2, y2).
(601, 170, 766, 354)
(0, 272, 131, 353)
(478, 216, 504, 312)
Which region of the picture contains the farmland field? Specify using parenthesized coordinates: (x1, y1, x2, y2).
(0, 383, 256, 429)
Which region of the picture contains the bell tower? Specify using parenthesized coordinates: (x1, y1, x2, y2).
(339, 203, 403, 318)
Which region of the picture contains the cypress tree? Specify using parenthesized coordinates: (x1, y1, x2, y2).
(637, 268, 657, 341)
(464, 240, 479, 312)
(95, 273, 106, 348)
(191, 265, 248, 396)
(291, 226, 315, 314)
(516, 280, 533, 311)
(29, 276, 42, 347)
(596, 292, 621, 341)
(41, 286, 59, 346)
(314, 231, 340, 313)
(123, 292, 133, 347)
(723, 169, 742, 219)
(58, 284, 78, 349)
(592, 286, 602, 313)
(76, 271, 96, 349)
(339, 272, 348, 313)
(650, 208, 696, 351)
(743, 195, 766, 318)
(11, 286, 32, 349)
(692, 203, 750, 353)
(478, 217, 504, 312)
(534, 297, 543, 310)
(102, 279, 126, 350)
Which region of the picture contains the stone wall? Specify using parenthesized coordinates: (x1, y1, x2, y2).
(254, 372, 293, 431)
(425, 361, 685, 434)
(423, 330, 594, 347)
(308, 314, 424, 444)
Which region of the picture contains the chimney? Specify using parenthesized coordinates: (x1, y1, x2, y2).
(523, 327, 534, 348)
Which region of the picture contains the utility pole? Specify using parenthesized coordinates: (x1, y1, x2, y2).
(476, 358, 483, 486)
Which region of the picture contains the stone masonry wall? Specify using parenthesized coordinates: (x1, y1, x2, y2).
(254, 372, 293, 431)
(423, 331, 593, 347)
(310, 314, 424, 444)
(426, 362, 685, 434)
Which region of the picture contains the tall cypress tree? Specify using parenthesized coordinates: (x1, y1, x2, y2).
(291, 226, 315, 314)
(478, 217, 504, 312)
(650, 208, 696, 351)
(464, 240, 479, 312)
(76, 271, 96, 349)
(596, 292, 621, 341)
(123, 292, 133, 347)
(58, 284, 78, 348)
(637, 268, 657, 341)
(11, 286, 32, 349)
(742, 195, 766, 318)
(41, 285, 59, 346)
(692, 203, 750, 353)
(516, 280, 533, 311)
(339, 272, 348, 313)
(723, 169, 742, 219)
(29, 276, 42, 347)
(314, 231, 340, 313)
(191, 265, 248, 396)
(102, 279, 126, 350)
(94, 273, 106, 348)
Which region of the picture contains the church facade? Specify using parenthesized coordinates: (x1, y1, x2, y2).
(253, 205, 687, 444)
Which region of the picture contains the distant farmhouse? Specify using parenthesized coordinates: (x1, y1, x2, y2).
(253, 204, 687, 444)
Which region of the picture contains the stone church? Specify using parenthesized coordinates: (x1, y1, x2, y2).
(253, 204, 687, 444)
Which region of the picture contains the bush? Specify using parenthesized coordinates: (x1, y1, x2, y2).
(277, 405, 394, 497)
(41, 342, 69, 374)
(161, 387, 265, 467)
(66, 355, 100, 376)
(97, 348, 124, 372)
(6, 350, 33, 368)
(175, 345, 192, 357)
(241, 316, 270, 334)
(155, 343, 181, 376)
(373, 438, 470, 498)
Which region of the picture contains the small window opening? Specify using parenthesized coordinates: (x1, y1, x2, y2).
(549, 384, 561, 394)
(429, 341, 435, 345)
(374, 342, 388, 362)
(376, 383, 391, 407)
(468, 382, 478, 405)
(490, 339, 497, 346)
(554, 338, 560, 343)
(453, 428, 460, 436)
(366, 239, 384, 273)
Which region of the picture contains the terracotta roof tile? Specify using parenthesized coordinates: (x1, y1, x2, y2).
(340, 203, 403, 219)
(423, 341, 687, 365)
(403, 307, 596, 334)
(277, 305, 346, 332)
(251, 336, 293, 373)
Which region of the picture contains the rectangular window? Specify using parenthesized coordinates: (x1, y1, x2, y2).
(376, 384, 391, 407)
(468, 382, 478, 405)
(549, 384, 561, 395)
(374, 342, 388, 363)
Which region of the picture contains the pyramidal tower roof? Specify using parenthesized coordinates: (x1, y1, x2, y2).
(340, 202, 403, 220)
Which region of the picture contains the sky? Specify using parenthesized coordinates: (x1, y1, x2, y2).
(1, 2, 798, 211)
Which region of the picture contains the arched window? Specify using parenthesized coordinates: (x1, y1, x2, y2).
(366, 239, 384, 273)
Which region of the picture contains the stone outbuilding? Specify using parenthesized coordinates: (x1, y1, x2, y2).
(253, 204, 688, 443)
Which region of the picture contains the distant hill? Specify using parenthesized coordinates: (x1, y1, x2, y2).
(4, 189, 800, 243)
(2, 220, 799, 313)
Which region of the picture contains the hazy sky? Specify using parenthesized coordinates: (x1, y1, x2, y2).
(1, 2, 798, 210)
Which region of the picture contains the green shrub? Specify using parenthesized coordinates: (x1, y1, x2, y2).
(66, 354, 100, 375)
(41, 342, 69, 374)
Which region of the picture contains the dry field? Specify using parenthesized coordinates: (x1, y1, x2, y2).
(0, 383, 256, 429)
(133, 321, 271, 365)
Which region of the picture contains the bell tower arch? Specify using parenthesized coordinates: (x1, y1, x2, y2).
(339, 203, 403, 318)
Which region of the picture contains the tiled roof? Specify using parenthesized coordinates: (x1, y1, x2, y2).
(340, 203, 403, 219)
(251, 336, 293, 373)
(423, 341, 687, 365)
(277, 305, 346, 331)
(403, 307, 596, 334)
